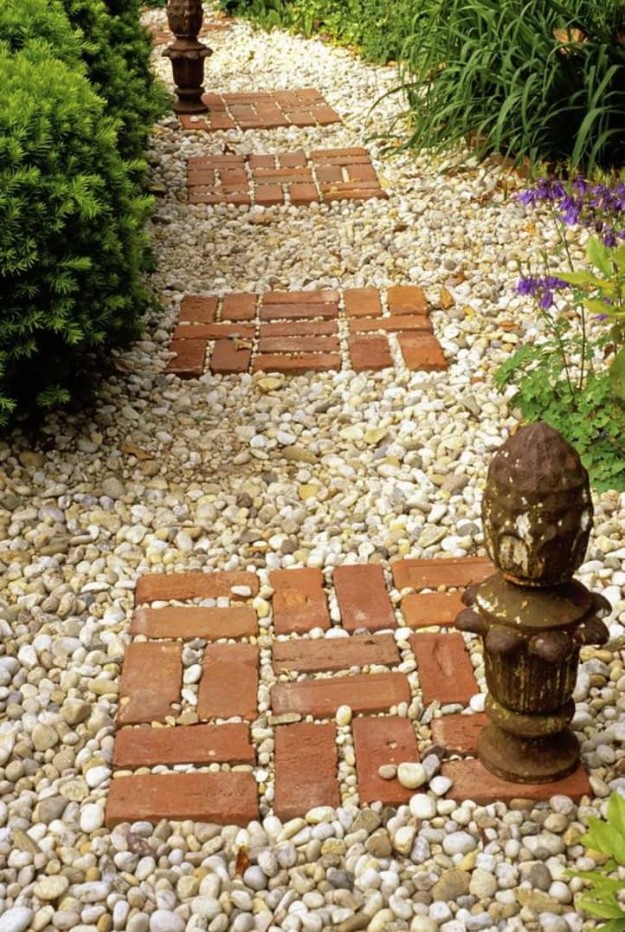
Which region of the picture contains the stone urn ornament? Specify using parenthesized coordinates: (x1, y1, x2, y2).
(455, 423, 611, 783)
(164, 0, 212, 114)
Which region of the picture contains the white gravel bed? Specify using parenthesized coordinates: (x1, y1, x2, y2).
(0, 3, 623, 930)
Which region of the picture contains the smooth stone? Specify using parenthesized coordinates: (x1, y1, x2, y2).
(397, 762, 427, 790)
(33, 874, 69, 901)
(432, 869, 471, 901)
(149, 911, 185, 932)
(0, 908, 34, 932)
(409, 794, 437, 820)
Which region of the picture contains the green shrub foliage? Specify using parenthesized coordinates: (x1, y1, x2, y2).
(59, 0, 169, 162)
(218, 0, 414, 64)
(0, 41, 154, 417)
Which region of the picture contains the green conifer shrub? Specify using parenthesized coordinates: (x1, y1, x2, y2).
(0, 41, 153, 419)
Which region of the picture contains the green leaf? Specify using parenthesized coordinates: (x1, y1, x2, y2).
(610, 347, 625, 403)
(588, 237, 614, 278)
(558, 270, 607, 289)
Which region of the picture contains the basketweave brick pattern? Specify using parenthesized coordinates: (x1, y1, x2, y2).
(179, 89, 341, 132)
(166, 286, 447, 377)
(107, 558, 590, 827)
(187, 148, 387, 206)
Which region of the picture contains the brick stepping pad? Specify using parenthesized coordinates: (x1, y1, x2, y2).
(179, 89, 341, 132)
(167, 286, 447, 377)
(107, 557, 590, 826)
(187, 147, 387, 206)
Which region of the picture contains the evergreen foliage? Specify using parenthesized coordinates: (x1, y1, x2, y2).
(0, 0, 164, 421)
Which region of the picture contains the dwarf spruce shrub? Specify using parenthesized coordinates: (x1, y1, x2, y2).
(0, 42, 153, 418)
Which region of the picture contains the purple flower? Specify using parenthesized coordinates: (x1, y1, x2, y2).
(517, 275, 567, 309)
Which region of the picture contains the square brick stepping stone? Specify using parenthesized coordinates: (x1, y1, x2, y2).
(179, 89, 341, 132)
(187, 148, 387, 206)
(167, 287, 446, 377)
(109, 557, 585, 824)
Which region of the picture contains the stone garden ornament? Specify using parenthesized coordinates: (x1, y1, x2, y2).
(456, 423, 611, 783)
(164, 0, 212, 114)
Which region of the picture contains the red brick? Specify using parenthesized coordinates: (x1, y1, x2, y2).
(118, 643, 182, 725)
(288, 109, 321, 127)
(271, 568, 330, 634)
(229, 103, 257, 120)
(278, 150, 308, 168)
(343, 288, 382, 318)
(254, 168, 314, 183)
(135, 571, 259, 604)
(254, 184, 284, 206)
(272, 672, 410, 718)
(264, 290, 339, 304)
(311, 147, 369, 162)
(289, 183, 320, 205)
(387, 285, 429, 314)
(275, 723, 339, 820)
(210, 340, 252, 374)
(399, 333, 448, 371)
(348, 335, 393, 371)
(188, 168, 218, 186)
(166, 339, 206, 378)
(353, 716, 419, 805)
(410, 633, 478, 705)
(290, 90, 321, 103)
(441, 759, 591, 805)
(106, 772, 258, 827)
(131, 605, 258, 639)
(188, 154, 238, 169)
(272, 633, 399, 674)
(249, 154, 276, 169)
(315, 165, 344, 183)
(392, 556, 495, 591)
(198, 643, 258, 720)
(348, 316, 431, 334)
(260, 303, 338, 321)
(345, 164, 378, 183)
(113, 723, 254, 768)
(258, 335, 339, 353)
(221, 293, 257, 321)
(431, 713, 488, 756)
(220, 168, 248, 185)
(401, 591, 465, 628)
(259, 320, 337, 338)
(222, 192, 253, 206)
(200, 93, 227, 109)
(179, 296, 218, 323)
(313, 106, 341, 125)
(173, 323, 255, 341)
(253, 353, 341, 373)
(333, 564, 396, 632)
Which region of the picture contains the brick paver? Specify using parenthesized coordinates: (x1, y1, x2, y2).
(272, 672, 411, 718)
(187, 148, 387, 206)
(179, 89, 341, 132)
(106, 772, 258, 827)
(400, 591, 465, 628)
(135, 571, 259, 604)
(132, 605, 258, 639)
(353, 717, 419, 806)
(441, 759, 591, 804)
(392, 556, 495, 591)
(118, 643, 182, 725)
(167, 287, 446, 378)
(272, 633, 400, 673)
(271, 568, 330, 634)
(197, 644, 259, 720)
(275, 723, 340, 819)
(410, 633, 478, 705)
(111, 557, 585, 823)
(113, 723, 254, 768)
(333, 564, 396, 632)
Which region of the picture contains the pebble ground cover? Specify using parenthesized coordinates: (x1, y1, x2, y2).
(1, 3, 625, 931)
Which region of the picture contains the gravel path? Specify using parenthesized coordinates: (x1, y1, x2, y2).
(0, 4, 624, 930)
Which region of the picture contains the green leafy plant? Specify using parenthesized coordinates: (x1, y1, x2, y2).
(217, 0, 415, 63)
(0, 38, 154, 419)
(569, 793, 625, 930)
(389, 0, 625, 173)
(494, 177, 625, 491)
